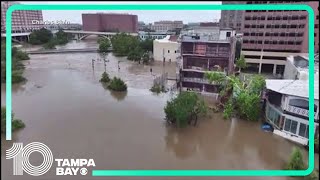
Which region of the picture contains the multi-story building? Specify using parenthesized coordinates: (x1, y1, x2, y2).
(153, 35, 180, 62)
(1, 1, 43, 33)
(178, 28, 238, 96)
(283, 54, 319, 80)
(44, 23, 82, 31)
(265, 79, 319, 146)
(241, 1, 319, 75)
(150, 20, 183, 32)
(220, 1, 245, 32)
(82, 13, 138, 33)
(200, 22, 220, 27)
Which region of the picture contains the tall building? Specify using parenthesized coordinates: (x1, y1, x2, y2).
(241, 1, 319, 75)
(178, 28, 238, 96)
(220, 1, 245, 32)
(82, 13, 138, 33)
(1, 1, 43, 33)
(150, 21, 183, 32)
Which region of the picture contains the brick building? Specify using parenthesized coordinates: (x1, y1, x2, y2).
(241, 1, 319, 75)
(150, 21, 183, 32)
(220, 1, 245, 32)
(82, 13, 138, 33)
(1, 1, 43, 32)
(178, 28, 238, 96)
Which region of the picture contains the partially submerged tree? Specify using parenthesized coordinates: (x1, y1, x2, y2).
(99, 72, 110, 83)
(164, 92, 207, 127)
(108, 77, 127, 92)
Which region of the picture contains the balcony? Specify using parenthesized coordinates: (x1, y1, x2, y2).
(182, 77, 212, 85)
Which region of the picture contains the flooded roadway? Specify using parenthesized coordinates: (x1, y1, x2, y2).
(1, 38, 317, 180)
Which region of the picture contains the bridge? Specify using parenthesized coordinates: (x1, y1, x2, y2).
(25, 48, 107, 54)
(1, 30, 139, 41)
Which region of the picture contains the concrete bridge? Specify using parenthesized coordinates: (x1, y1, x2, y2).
(1, 30, 139, 42)
(25, 47, 113, 54)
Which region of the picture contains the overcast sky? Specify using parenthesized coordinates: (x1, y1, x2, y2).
(20, 1, 222, 24)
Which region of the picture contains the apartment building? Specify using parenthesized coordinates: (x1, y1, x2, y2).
(241, 1, 319, 75)
(150, 21, 183, 32)
(1, 1, 43, 32)
(82, 13, 138, 33)
(178, 28, 237, 96)
(153, 35, 180, 62)
(220, 1, 245, 32)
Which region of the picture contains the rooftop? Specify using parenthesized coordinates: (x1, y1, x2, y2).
(154, 35, 179, 43)
(266, 79, 319, 100)
(287, 54, 320, 75)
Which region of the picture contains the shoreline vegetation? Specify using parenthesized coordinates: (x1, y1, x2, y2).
(1, 39, 30, 84)
(1, 107, 25, 134)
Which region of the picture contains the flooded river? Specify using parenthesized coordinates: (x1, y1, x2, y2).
(1, 38, 317, 180)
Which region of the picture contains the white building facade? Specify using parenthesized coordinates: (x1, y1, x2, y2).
(153, 35, 180, 62)
(265, 79, 319, 146)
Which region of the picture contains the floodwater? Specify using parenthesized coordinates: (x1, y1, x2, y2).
(1, 38, 318, 180)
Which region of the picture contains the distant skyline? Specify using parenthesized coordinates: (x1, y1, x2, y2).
(20, 1, 222, 24)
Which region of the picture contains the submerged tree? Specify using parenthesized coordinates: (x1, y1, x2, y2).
(99, 72, 110, 83)
(164, 92, 207, 127)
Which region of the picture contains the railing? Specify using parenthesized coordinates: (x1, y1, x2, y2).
(286, 105, 309, 118)
(182, 77, 211, 84)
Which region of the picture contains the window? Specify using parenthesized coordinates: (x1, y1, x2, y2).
(290, 24, 297, 28)
(276, 16, 281, 20)
(283, 16, 288, 20)
(265, 32, 270, 36)
(226, 32, 231, 37)
(261, 16, 266, 20)
(275, 25, 280, 28)
(298, 123, 309, 138)
(257, 40, 262, 44)
(244, 32, 249, 36)
(264, 40, 270, 44)
(274, 33, 279, 36)
(168, 50, 170, 53)
(244, 24, 250, 28)
(245, 16, 251, 20)
(266, 104, 281, 127)
(174, 50, 177, 53)
(251, 32, 256, 36)
(284, 119, 298, 134)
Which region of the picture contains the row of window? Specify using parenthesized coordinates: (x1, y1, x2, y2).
(244, 24, 305, 29)
(245, 15, 307, 21)
(243, 32, 304, 37)
(245, 10, 305, 12)
(243, 40, 302, 45)
(247, 1, 306, 4)
(284, 118, 309, 139)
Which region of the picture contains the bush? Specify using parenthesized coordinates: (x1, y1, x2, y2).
(1, 107, 25, 133)
(164, 92, 207, 127)
(150, 84, 165, 94)
(43, 40, 56, 50)
(223, 99, 233, 119)
(12, 70, 27, 84)
(285, 147, 306, 170)
(29, 28, 53, 45)
(108, 77, 127, 92)
(100, 72, 110, 83)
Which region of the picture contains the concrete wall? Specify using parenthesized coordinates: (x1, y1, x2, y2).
(283, 59, 298, 79)
(153, 40, 180, 62)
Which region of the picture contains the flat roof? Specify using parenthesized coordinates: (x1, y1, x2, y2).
(266, 79, 319, 100)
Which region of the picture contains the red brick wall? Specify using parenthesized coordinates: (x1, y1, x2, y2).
(82, 13, 138, 33)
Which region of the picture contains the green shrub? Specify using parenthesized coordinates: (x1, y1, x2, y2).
(1, 107, 25, 133)
(223, 99, 233, 119)
(285, 147, 306, 170)
(108, 77, 127, 92)
(100, 72, 110, 83)
(150, 84, 165, 94)
(12, 70, 27, 84)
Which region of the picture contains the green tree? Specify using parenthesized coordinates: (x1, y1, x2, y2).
(142, 52, 150, 64)
(98, 39, 111, 53)
(127, 47, 143, 62)
(111, 33, 140, 56)
(1, 107, 25, 133)
(55, 29, 69, 45)
(43, 40, 56, 49)
(99, 72, 110, 83)
(205, 72, 265, 121)
(164, 92, 207, 127)
(29, 28, 53, 45)
(235, 54, 246, 72)
(108, 77, 127, 92)
(139, 38, 153, 52)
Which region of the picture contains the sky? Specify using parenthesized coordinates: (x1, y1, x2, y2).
(20, 1, 222, 24)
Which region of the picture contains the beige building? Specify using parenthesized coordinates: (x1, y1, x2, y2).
(153, 35, 180, 62)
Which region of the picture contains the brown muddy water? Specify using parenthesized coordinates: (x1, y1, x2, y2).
(1, 39, 318, 180)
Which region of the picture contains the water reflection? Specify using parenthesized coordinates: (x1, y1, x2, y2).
(109, 90, 127, 102)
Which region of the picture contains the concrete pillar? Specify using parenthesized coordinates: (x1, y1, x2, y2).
(273, 64, 277, 75)
(258, 63, 262, 74)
